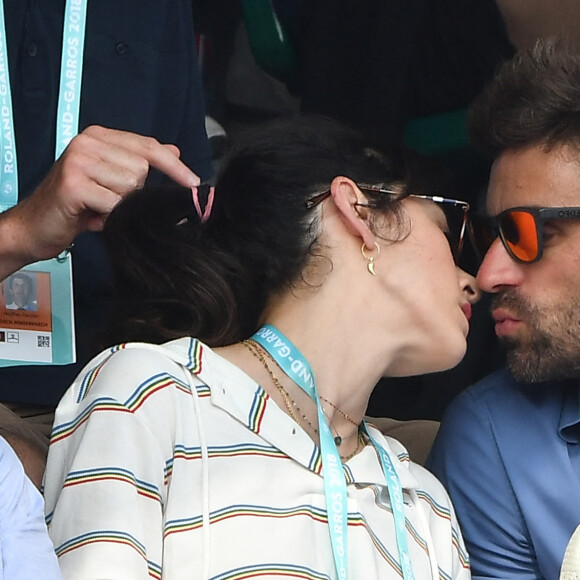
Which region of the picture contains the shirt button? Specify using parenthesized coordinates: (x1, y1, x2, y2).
(115, 42, 128, 55)
(27, 43, 38, 57)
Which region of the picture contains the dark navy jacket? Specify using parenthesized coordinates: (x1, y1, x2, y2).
(0, 0, 213, 405)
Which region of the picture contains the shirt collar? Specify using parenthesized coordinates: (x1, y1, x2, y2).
(166, 338, 420, 489)
(559, 380, 580, 444)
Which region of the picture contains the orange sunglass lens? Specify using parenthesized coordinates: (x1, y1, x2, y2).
(501, 211, 539, 262)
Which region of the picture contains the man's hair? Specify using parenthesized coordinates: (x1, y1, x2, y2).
(468, 38, 580, 158)
(8, 273, 33, 298)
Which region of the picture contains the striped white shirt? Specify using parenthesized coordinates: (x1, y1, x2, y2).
(44, 338, 470, 579)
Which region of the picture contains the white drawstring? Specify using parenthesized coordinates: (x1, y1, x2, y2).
(188, 368, 211, 580)
(409, 489, 439, 580)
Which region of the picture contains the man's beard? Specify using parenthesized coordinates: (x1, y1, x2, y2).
(493, 290, 580, 382)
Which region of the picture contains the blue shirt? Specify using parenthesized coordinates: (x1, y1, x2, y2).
(0, 436, 62, 579)
(427, 368, 580, 580)
(0, 0, 213, 406)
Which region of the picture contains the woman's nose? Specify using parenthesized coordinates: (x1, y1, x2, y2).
(457, 267, 481, 304)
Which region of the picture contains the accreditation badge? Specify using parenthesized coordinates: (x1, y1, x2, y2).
(0, 254, 75, 366)
(0, 0, 85, 367)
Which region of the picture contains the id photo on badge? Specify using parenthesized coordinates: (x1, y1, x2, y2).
(0, 271, 54, 363)
(4, 272, 39, 311)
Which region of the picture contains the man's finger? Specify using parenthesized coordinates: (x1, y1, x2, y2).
(81, 126, 201, 187)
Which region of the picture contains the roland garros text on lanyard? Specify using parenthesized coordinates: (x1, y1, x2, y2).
(252, 324, 415, 580)
(0, 0, 88, 211)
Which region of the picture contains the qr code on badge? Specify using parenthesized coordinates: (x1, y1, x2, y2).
(37, 335, 50, 348)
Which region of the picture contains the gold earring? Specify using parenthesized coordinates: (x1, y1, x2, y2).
(361, 242, 380, 276)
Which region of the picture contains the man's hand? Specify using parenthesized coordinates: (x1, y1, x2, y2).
(0, 125, 200, 280)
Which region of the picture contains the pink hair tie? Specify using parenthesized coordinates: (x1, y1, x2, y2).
(192, 185, 215, 223)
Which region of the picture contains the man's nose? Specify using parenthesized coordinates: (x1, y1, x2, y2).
(476, 238, 525, 293)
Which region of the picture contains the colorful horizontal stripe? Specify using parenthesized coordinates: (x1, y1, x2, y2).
(124, 373, 179, 412)
(55, 529, 148, 561)
(195, 383, 211, 398)
(210, 503, 329, 526)
(415, 489, 452, 522)
(76, 358, 107, 402)
(62, 467, 161, 503)
(164, 514, 204, 537)
(212, 563, 332, 580)
(50, 397, 131, 445)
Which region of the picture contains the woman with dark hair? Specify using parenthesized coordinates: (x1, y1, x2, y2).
(44, 117, 477, 579)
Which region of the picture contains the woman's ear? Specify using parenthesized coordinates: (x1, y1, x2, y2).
(329, 176, 376, 249)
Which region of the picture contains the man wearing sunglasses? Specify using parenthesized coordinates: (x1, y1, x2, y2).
(427, 39, 580, 580)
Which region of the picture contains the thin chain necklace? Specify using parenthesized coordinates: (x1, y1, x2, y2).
(320, 405, 359, 447)
(242, 339, 364, 461)
(319, 395, 360, 446)
(340, 431, 366, 463)
(242, 339, 318, 435)
(319, 395, 359, 428)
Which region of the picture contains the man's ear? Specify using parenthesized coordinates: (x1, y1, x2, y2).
(329, 176, 376, 249)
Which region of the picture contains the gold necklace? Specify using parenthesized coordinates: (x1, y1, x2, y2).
(319, 396, 361, 446)
(340, 431, 366, 462)
(319, 395, 359, 428)
(320, 404, 358, 447)
(242, 340, 318, 435)
(242, 340, 361, 449)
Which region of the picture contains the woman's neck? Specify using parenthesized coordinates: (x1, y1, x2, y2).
(240, 334, 365, 458)
(259, 288, 393, 425)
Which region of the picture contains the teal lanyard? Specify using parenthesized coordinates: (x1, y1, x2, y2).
(0, 0, 88, 212)
(252, 324, 416, 580)
(55, 0, 89, 158)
